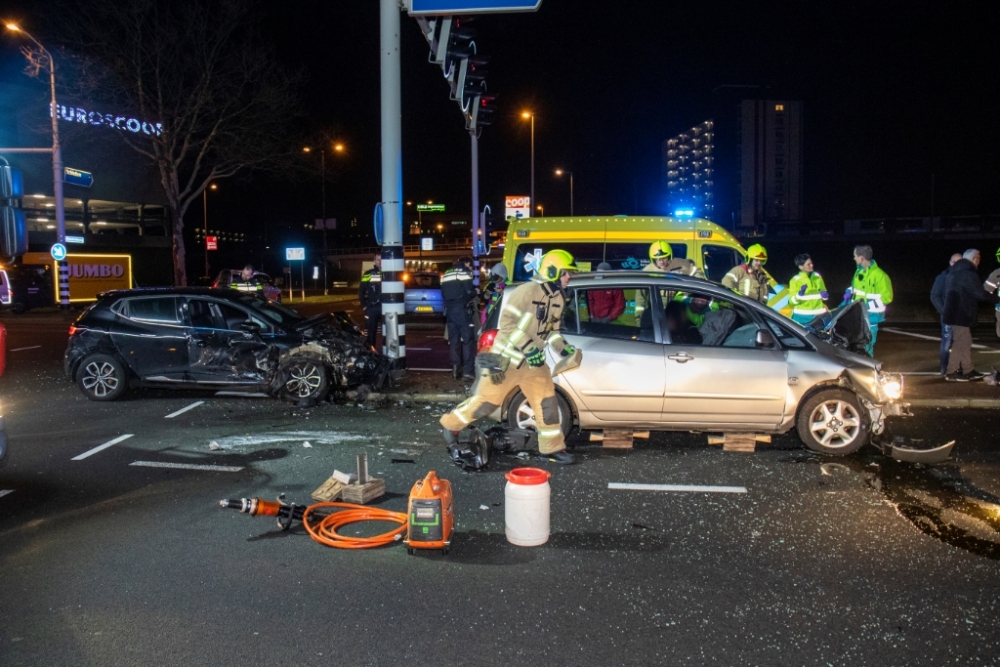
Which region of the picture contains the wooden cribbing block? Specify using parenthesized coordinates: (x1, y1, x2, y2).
(707, 433, 772, 452)
(340, 478, 386, 504)
(590, 429, 636, 449)
(311, 477, 345, 502)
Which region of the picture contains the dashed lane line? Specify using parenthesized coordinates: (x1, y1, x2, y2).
(130, 461, 244, 472)
(882, 327, 990, 350)
(407, 368, 452, 372)
(71, 434, 135, 461)
(0, 490, 13, 499)
(165, 401, 205, 419)
(9, 346, 42, 352)
(609, 483, 748, 494)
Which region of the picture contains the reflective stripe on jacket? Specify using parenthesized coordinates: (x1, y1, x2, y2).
(849, 261, 893, 315)
(722, 264, 769, 304)
(789, 271, 828, 317)
(491, 277, 568, 365)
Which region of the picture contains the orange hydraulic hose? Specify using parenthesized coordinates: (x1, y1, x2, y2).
(301, 502, 408, 549)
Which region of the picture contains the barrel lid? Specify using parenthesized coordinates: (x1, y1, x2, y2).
(505, 467, 551, 485)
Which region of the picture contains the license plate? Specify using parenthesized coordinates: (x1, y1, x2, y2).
(416, 306, 434, 312)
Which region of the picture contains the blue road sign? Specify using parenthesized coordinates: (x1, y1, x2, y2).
(406, 0, 541, 14)
(285, 247, 305, 261)
(50, 243, 67, 261)
(64, 167, 94, 188)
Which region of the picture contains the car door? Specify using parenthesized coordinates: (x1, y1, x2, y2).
(659, 288, 787, 426)
(555, 286, 667, 425)
(182, 298, 272, 385)
(109, 296, 190, 380)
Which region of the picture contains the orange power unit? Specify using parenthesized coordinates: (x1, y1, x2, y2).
(405, 471, 453, 554)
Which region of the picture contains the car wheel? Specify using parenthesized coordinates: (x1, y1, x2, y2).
(796, 388, 869, 455)
(77, 353, 128, 401)
(506, 391, 573, 438)
(281, 358, 329, 401)
(11, 301, 27, 314)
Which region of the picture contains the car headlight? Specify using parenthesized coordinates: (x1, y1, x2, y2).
(878, 371, 903, 400)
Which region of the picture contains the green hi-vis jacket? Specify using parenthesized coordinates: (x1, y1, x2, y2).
(849, 260, 893, 320)
(788, 271, 828, 318)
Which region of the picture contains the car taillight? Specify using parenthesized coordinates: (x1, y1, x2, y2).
(477, 329, 498, 353)
(68, 325, 79, 336)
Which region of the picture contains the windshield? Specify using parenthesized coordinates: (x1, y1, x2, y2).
(235, 293, 303, 326)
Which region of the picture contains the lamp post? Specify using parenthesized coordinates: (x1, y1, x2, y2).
(521, 111, 535, 212)
(536, 204, 544, 217)
(555, 169, 574, 216)
(303, 142, 345, 295)
(202, 183, 217, 278)
(5, 23, 67, 307)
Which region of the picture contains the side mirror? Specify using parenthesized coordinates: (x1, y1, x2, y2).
(755, 329, 777, 349)
(240, 320, 262, 334)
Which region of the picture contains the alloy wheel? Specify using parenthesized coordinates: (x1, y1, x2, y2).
(81, 361, 120, 398)
(285, 362, 323, 398)
(808, 399, 862, 449)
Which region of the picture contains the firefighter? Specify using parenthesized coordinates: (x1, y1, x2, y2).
(440, 249, 579, 465)
(985, 246, 1000, 338)
(722, 244, 770, 304)
(441, 257, 477, 380)
(788, 253, 829, 325)
(634, 240, 705, 323)
(358, 253, 382, 351)
(843, 244, 893, 357)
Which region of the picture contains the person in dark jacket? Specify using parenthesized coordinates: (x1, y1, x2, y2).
(359, 254, 382, 351)
(930, 253, 962, 376)
(441, 257, 477, 380)
(942, 249, 994, 381)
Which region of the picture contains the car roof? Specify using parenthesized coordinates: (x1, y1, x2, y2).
(97, 287, 253, 300)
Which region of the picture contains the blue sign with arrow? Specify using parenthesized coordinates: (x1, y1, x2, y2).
(50, 243, 67, 261)
(406, 0, 541, 14)
(64, 167, 94, 189)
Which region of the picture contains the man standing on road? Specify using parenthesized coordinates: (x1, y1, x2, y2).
(635, 240, 705, 323)
(788, 253, 829, 325)
(931, 253, 963, 376)
(943, 249, 994, 381)
(359, 254, 382, 352)
(722, 244, 770, 305)
(984, 246, 1000, 339)
(441, 257, 477, 381)
(440, 249, 579, 465)
(843, 245, 893, 357)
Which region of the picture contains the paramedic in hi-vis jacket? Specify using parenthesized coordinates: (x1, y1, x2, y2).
(440, 250, 580, 465)
(843, 244, 893, 357)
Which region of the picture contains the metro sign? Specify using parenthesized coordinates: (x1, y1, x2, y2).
(206, 236, 218, 251)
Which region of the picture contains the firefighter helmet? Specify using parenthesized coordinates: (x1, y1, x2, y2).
(649, 240, 673, 262)
(996, 246, 1000, 263)
(746, 243, 768, 264)
(539, 249, 579, 280)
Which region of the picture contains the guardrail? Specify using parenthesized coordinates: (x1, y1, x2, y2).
(734, 214, 1000, 239)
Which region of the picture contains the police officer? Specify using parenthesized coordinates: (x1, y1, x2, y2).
(358, 253, 382, 351)
(722, 244, 770, 304)
(984, 246, 1000, 339)
(788, 253, 829, 325)
(440, 249, 579, 465)
(231, 264, 264, 295)
(843, 244, 893, 357)
(634, 240, 706, 323)
(441, 257, 477, 380)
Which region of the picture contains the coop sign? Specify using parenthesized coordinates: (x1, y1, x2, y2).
(51, 103, 163, 136)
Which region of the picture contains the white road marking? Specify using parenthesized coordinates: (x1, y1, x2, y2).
(0, 490, 13, 499)
(209, 430, 367, 450)
(72, 434, 135, 461)
(130, 461, 244, 472)
(9, 345, 42, 352)
(165, 401, 204, 419)
(608, 483, 748, 494)
(406, 347, 432, 351)
(900, 372, 943, 376)
(882, 327, 990, 349)
(408, 368, 452, 372)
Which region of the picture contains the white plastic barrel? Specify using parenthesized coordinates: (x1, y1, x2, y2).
(504, 467, 552, 546)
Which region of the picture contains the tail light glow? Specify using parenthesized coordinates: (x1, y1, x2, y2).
(477, 329, 498, 353)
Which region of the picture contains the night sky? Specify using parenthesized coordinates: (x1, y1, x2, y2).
(3, 1, 998, 242)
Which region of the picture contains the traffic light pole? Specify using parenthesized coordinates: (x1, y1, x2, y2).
(470, 130, 480, 287)
(379, 0, 405, 375)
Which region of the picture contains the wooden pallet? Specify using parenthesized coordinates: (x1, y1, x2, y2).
(340, 478, 386, 505)
(707, 433, 771, 453)
(590, 429, 650, 449)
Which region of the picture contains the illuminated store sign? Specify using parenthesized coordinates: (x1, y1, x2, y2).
(50, 104, 163, 136)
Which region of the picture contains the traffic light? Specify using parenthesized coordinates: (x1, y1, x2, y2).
(467, 94, 497, 131)
(458, 54, 489, 109)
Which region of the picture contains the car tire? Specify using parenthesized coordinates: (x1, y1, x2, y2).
(506, 390, 573, 439)
(281, 358, 330, 401)
(77, 353, 129, 401)
(796, 388, 869, 455)
(11, 301, 27, 314)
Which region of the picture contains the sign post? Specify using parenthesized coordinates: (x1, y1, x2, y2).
(286, 247, 305, 302)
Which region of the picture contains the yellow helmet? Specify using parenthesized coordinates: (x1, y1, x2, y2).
(649, 240, 673, 262)
(746, 243, 768, 264)
(538, 249, 579, 280)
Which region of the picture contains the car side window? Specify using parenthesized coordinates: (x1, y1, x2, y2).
(664, 290, 757, 348)
(184, 299, 217, 329)
(701, 244, 742, 282)
(575, 287, 654, 342)
(125, 297, 180, 323)
(764, 317, 808, 349)
(215, 301, 270, 332)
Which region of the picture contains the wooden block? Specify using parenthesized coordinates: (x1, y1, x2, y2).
(340, 478, 386, 504)
(722, 434, 757, 452)
(601, 428, 634, 449)
(707, 435, 725, 446)
(633, 431, 650, 439)
(311, 477, 345, 502)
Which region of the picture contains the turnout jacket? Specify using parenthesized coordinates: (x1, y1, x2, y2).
(848, 260, 893, 318)
(788, 271, 828, 318)
(722, 263, 770, 304)
(359, 267, 381, 310)
(985, 267, 1000, 308)
(491, 277, 571, 367)
(634, 258, 706, 319)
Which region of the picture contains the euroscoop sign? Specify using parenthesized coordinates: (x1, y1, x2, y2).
(51, 103, 163, 136)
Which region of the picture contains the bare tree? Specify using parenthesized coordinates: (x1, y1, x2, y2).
(53, 0, 301, 285)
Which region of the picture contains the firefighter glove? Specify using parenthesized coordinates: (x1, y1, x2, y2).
(561, 344, 577, 357)
(489, 370, 506, 385)
(526, 348, 546, 368)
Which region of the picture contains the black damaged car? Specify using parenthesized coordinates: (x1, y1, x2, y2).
(64, 288, 388, 402)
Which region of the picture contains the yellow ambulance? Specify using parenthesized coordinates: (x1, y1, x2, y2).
(500, 215, 791, 314)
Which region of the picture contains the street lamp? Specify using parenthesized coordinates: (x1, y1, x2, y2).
(555, 169, 574, 216)
(202, 183, 217, 278)
(303, 142, 346, 294)
(6, 22, 67, 306)
(521, 111, 535, 210)
(536, 204, 544, 217)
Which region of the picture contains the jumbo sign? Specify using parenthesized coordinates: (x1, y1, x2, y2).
(22, 252, 133, 302)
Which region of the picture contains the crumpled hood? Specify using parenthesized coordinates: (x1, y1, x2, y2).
(804, 301, 871, 355)
(292, 312, 388, 389)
